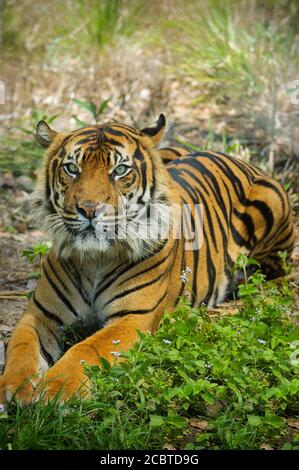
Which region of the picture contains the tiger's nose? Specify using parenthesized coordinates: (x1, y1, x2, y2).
(76, 200, 97, 220)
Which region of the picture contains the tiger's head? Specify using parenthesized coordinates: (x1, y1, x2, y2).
(33, 114, 176, 260)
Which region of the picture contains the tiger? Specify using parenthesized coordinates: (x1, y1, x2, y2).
(0, 114, 295, 405)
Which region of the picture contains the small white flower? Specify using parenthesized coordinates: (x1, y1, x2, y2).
(163, 339, 172, 345)
(205, 363, 212, 369)
(258, 339, 266, 345)
(185, 267, 192, 274)
(112, 339, 121, 345)
(0, 404, 6, 413)
(110, 351, 122, 357)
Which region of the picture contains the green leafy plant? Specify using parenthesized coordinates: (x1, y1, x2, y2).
(0, 253, 298, 450)
(0, 110, 60, 175)
(17, 110, 61, 136)
(72, 98, 110, 126)
(21, 242, 51, 277)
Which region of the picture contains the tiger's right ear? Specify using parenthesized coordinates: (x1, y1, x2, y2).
(36, 120, 58, 148)
(140, 114, 166, 146)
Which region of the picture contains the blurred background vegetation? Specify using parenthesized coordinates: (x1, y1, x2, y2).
(0, 0, 298, 216)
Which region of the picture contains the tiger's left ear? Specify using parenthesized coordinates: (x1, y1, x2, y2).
(36, 120, 58, 148)
(140, 114, 166, 146)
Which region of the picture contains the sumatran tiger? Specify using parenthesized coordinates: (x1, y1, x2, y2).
(0, 114, 295, 405)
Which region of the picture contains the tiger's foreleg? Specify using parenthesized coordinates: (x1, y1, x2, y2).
(0, 301, 63, 406)
(0, 251, 85, 405)
(39, 313, 157, 402)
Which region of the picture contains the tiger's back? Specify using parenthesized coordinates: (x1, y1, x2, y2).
(161, 148, 295, 306)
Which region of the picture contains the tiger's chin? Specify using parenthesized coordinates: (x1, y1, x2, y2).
(54, 232, 166, 264)
(51, 226, 162, 263)
(73, 234, 112, 253)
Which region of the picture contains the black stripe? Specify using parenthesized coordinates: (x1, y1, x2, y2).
(60, 258, 91, 306)
(104, 128, 128, 138)
(108, 289, 168, 320)
(194, 153, 247, 203)
(254, 179, 286, 212)
(39, 338, 54, 367)
(43, 266, 79, 317)
(118, 243, 174, 286)
(75, 137, 97, 146)
(103, 137, 125, 147)
(175, 238, 187, 304)
(105, 250, 175, 307)
(246, 199, 274, 238)
(183, 159, 229, 223)
(233, 208, 256, 246)
(178, 170, 218, 252)
(72, 129, 98, 137)
(104, 268, 170, 307)
(137, 158, 148, 205)
(47, 257, 70, 294)
(33, 294, 64, 326)
(95, 261, 137, 300)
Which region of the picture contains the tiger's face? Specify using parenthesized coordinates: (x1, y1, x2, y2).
(33, 115, 173, 259)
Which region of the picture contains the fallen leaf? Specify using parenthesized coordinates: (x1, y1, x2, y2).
(287, 419, 299, 430)
(260, 443, 273, 450)
(189, 418, 208, 430)
(205, 401, 226, 417)
(163, 443, 176, 450)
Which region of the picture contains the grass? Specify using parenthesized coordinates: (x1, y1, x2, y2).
(0, 109, 58, 175)
(166, 0, 298, 99)
(0, 256, 298, 450)
(1, 0, 148, 55)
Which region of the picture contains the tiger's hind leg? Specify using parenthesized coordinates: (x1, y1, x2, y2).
(244, 177, 296, 280)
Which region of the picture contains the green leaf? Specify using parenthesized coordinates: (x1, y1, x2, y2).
(281, 443, 292, 450)
(227, 381, 243, 404)
(264, 414, 284, 428)
(261, 349, 275, 361)
(247, 415, 263, 427)
(72, 115, 89, 127)
(167, 414, 187, 428)
(72, 98, 97, 118)
(246, 258, 261, 267)
(97, 98, 110, 117)
(150, 415, 165, 427)
(47, 113, 61, 124)
(99, 357, 111, 371)
(202, 392, 215, 404)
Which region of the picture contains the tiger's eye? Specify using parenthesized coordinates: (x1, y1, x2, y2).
(114, 165, 128, 176)
(64, 163, 79, 177)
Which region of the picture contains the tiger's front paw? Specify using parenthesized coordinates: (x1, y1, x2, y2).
(0, 373, 37, 407)
(37, 370, 91, 403)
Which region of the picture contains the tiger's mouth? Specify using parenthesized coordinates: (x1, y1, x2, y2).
(48, 198, 174, 259)
(66, 218, 120, 251)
